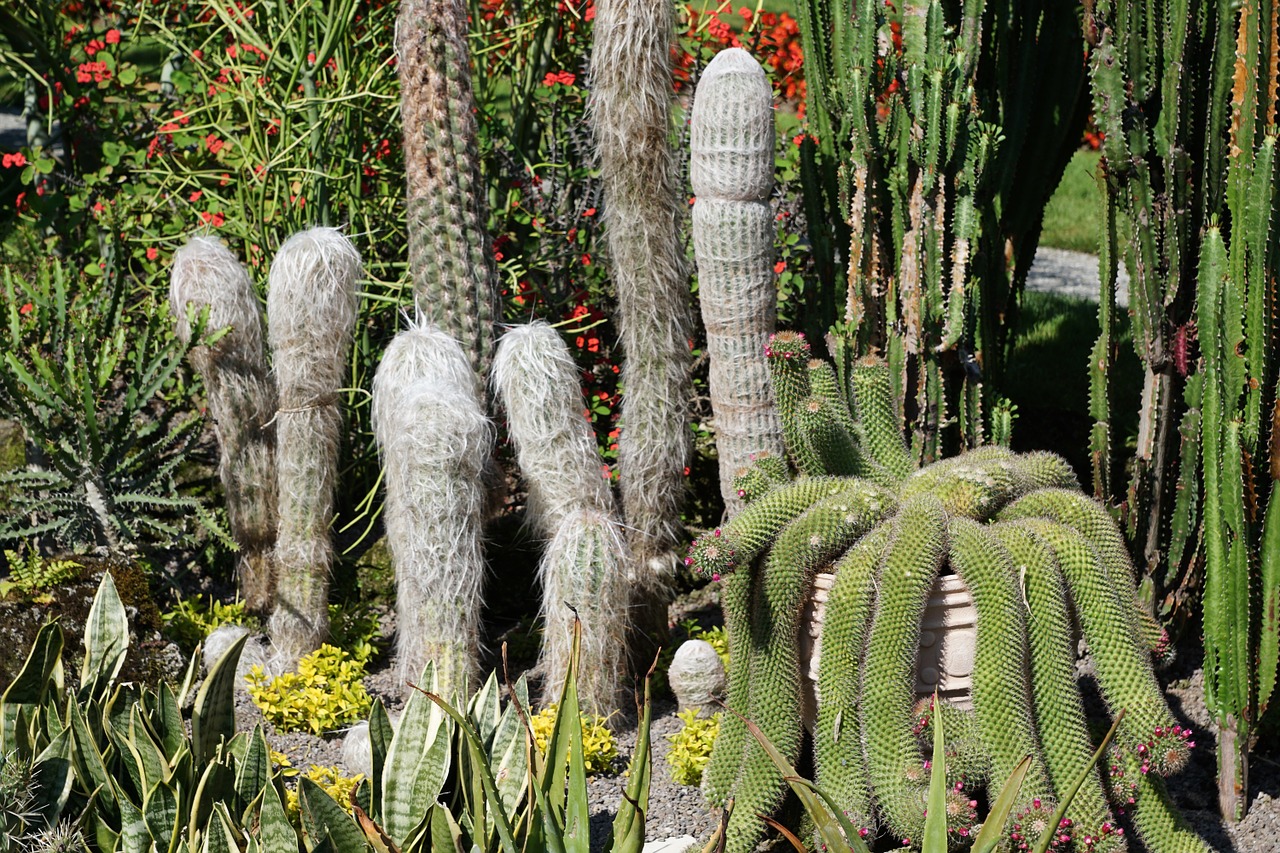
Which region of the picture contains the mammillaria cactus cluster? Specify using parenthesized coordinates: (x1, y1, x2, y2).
(689, 332, 1207, 853)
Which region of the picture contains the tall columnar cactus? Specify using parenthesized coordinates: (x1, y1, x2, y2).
(396, 0, 499, 378)
(265, 228, 360, 668)
(1089, 0, 1280, 820)
(373, 322, 491, 697)
(491, 322, 616, 538)
(689, 47, 786, 515)
(535, 507, 631, 714)
(589, 0, 693, 586)
(692, 340, 1204, 853)
(492, 322, 631, 711)
(169, 237, 279, 614)
(794, 0, 1087, 456)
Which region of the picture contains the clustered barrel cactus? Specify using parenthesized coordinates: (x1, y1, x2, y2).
(690, 333, 1207, 853)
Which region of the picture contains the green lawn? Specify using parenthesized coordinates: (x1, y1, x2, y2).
(1039, 149, 1105, 254)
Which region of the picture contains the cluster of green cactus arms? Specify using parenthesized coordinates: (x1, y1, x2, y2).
(695, 337, 1205, 852)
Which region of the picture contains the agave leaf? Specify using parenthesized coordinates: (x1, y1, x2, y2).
(429, 803, 467, 852)
(155, 682, 186, 760)
(80, 572, 130, 700)
(119, 792, 151, 853)
(382, 662, 453, 846)
(257, 778, 297, 853)
(420, 688, 519, 853)
(299, 776, 369, 852)
(368, 699, 392, 821)
(202, 801, 242, 853)
(469, 671, 502, 747)
(923, 694, 948, 853)
(488, 678, 530, 820)
(738, 709, 869, 853)
(191, 633, 247, 766)
(189, 758, 236, 843)
(760, 815, 809, 851)
(970, 755, 1032, 853)
(1, 620, 64, 755)
(609, 657, 655, 853)
(129, 705, 168, 794)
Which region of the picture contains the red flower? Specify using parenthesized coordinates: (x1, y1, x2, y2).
(84, 38, 105, 57)
(105, 29, 121, 44)
(583, 207, 596, 217)
(146, 247, 159, 261)
(774, 260, 786, 274)
(542, 70, 576, 87)
(200, 211, 227, 227)
(189, 190, 203, 202)
(206, 134, 226, 154)
(1, 152, 27, 168)
(19, 302, 33, 315)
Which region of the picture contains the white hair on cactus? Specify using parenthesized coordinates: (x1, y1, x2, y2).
(374, 322, 493, 698)
(265, 227, 361, 669)
(170, 236, 279, 612)
(538, 507, 632, 714)
(492, 322, 616, 538)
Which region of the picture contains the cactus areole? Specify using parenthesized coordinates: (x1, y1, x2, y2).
(692, 334, 1209, 853)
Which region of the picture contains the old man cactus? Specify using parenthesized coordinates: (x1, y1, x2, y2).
(690, 332, 1207, 853)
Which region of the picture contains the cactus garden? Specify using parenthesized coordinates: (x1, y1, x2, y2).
(1, 0, 1279, 851)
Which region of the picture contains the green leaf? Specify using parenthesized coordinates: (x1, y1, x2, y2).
(922, 694, 947, 853)
(236, 725, 272, 809)
(1, 620, 63, 755)
(381, 662, 452, 845)
(257, 778, 298, 853)
(143, 780, 179, 848)
(192, 633, 247, 765)
(368, 699, 392, 821)
(299, 776, 368, 852)
(971, 755, 1031, 853)
(32, 725, 74, 826)
(609, 661, 653, 853)
(420, 689, 519, 853)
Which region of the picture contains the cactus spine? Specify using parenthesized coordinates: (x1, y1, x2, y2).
(265, 228, 360, 667)
(373, 323, 491, 697)
(689, 47, 787, 515)
(170, 237, 278, 614)
(589, 0, 694, 585)
(396, 0, 499, 378)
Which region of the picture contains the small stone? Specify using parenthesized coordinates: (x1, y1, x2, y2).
(641, 836, 698, 853)
(342, 721, 373, 779)
(668, 639, 725, 717)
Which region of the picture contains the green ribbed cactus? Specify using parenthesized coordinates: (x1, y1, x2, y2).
(372, 322, 492, 698)
(265, 228, 361, 669)
(1088, 0, 1280, 820)
(795, 0, 1088, 455)
(170, 237, 279, 614)
(690, 47, 787, 515)
(396, 0, 499, 379)
(692, 343, 1202, 852)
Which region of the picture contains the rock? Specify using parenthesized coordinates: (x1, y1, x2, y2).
(203, 625, 270, 689)
(641, 837, 698, 853)
(667, 639, 725, 717)
(340, 711, 401, 779)
(342, 721, 373, 778)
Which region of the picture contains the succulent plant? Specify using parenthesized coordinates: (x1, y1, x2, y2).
(690, 336, 1206, 853)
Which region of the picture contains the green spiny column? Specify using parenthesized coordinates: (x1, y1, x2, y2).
(1124, 758, 1212, 852)
(850, 355, 914, 479)
(796, 395, 875, 479)
(815, 527, 893, 837)
(860, 495, 948, 846)
(685, 477, 873, 579)
(397, 0, 498, 378)
(766, 332, 824, 475)
(1005, 508, 1189, 777)
(726, 484, 894, 851)
(702, 567, 756, 807)
(946, 518, 1055, 825)
(994, 522, 1123, 852)
(909, 698, 990, 790)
